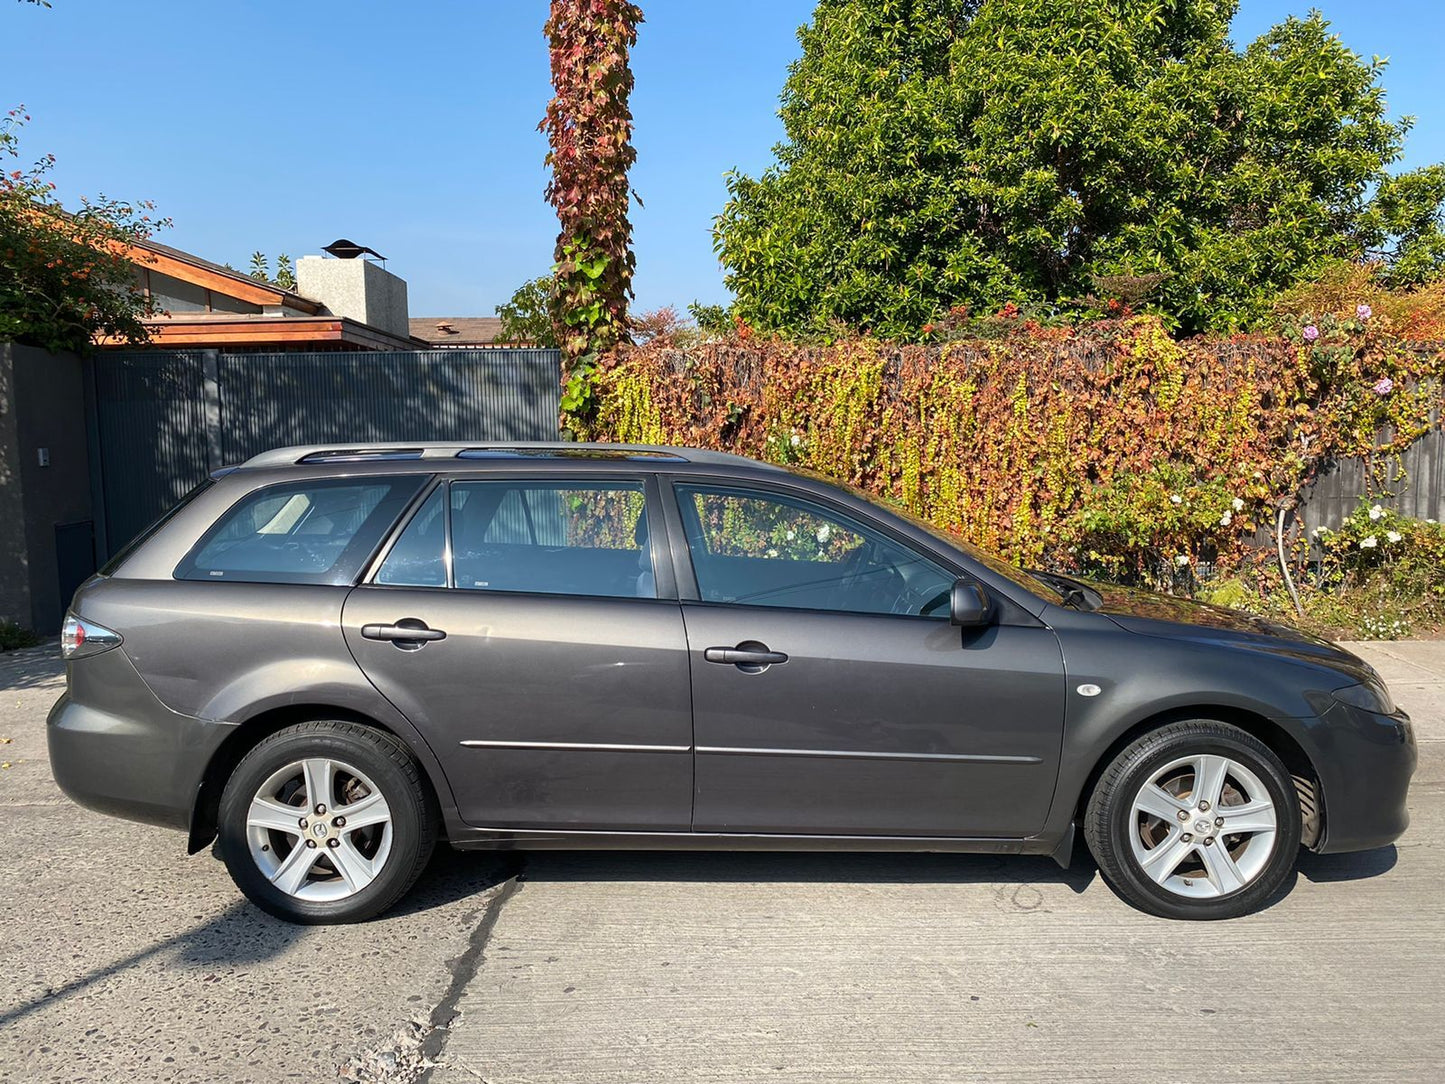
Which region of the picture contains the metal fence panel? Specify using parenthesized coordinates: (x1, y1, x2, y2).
(92, 348, 561, 557)
(1296, 403, 1445, 532)
(90, 350, 212, 550)
(215, 349, 561, 464)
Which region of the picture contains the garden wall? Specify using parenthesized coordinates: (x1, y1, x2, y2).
(590, 317, 1445, 582)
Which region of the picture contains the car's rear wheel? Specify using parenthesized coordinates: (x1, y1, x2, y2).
(1084, 720, 1302, 920)
(218, 721, 436, 923)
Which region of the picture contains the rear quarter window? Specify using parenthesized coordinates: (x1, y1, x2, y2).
(175, 476, 425, 585)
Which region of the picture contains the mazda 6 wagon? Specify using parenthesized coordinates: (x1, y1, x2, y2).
(48, 443, 1415, 922)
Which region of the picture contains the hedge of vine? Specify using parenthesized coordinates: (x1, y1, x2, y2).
(591, 315, 1445, 583)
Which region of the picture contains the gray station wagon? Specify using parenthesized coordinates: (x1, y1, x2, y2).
(47, 443, 1415, 922)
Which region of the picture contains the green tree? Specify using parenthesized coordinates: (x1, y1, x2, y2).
(496, 275, 560, 347)
(274, 253, 295, 291)
(246, 251, 297, 290)
(1, 108, 165, 353)
(715, 0, 1445, 336)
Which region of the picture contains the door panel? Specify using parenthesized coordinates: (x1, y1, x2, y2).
(684, 606, 1066, 838)
(343, 590, 693, 831)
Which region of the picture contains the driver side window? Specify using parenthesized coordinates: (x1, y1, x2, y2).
(676, 485, 954, 618)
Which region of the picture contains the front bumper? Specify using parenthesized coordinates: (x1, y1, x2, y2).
(46, 649, 234, 833)
(1309, 700, 1417, 854)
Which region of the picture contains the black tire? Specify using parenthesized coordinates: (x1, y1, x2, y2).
(1083, 720, 1302, 920)
(218, 721, 437, 924)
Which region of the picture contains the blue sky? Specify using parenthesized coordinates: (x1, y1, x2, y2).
(5, 1, 1442, 318)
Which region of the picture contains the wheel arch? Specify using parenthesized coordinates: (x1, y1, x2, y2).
(188, 703, 455, 854)
(1070, 704, 1324, 848)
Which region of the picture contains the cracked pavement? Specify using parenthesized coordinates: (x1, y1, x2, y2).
(2, 641, 1442, 1083)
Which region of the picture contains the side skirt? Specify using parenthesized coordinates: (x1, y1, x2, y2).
(449, 827, 1062, 857)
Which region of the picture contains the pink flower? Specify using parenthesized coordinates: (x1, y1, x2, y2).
(1374, 377, 1394, 396)
(1302, 324, 1320, 342)
(1357, 303, 1373, 320)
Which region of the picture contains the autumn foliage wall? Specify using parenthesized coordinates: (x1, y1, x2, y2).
(590, 317, 1445, 581)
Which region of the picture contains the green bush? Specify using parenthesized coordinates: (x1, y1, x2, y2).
(0, 621, 42, 652)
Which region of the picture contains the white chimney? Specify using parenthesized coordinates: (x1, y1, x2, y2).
(296, 256, 409, 339)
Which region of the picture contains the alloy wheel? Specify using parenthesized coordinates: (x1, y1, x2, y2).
(1127, 753, 1278, 899)
(245, 757, 394, 902)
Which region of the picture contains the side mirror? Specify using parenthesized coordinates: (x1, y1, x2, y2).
(950, 578, 993, 627)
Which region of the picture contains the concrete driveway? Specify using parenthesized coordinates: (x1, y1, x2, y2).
(1, 641, 1441, 1083)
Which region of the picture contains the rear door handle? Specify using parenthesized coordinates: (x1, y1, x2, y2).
(704, 645, 788, 666)
(361, 621, 447, 643)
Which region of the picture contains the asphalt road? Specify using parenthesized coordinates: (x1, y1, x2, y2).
(1, 641, 1441, 1083)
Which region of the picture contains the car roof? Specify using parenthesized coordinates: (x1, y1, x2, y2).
(235, 442, 784, 473)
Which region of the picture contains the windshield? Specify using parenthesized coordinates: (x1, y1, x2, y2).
(780, 466, 1057, 601)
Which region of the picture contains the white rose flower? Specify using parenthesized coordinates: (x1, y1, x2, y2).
(789, 434, 801, 447)
(1361, 535, 1378, 549)
(1219, 512, 1232, 526)
(1368, 504, 1384, 520)
(1175, 554, 1190, 567)
(1386, 531, 1402, 543)
(1169, 494, 1183, 505)
(816, 524, 831, 543)
(785, 530, 796, 541)
(1231, 498, 1245, 511)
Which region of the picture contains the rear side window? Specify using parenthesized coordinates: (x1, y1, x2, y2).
(375, 486, 447, 587)
(177, 476, 425, 585)
(449, 480, 654, 598)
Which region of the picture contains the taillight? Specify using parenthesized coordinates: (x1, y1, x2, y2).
(61, 615, 123, 660)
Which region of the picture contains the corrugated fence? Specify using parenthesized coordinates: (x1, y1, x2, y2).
(86, 346, 1439, 561)
(1296, 407, 1444, 531)
(91, 348, 561, 557)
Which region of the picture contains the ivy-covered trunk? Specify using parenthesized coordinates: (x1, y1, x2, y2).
(540, 0, 643, 435)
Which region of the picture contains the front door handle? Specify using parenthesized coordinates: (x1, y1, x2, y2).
(704, 643, 788, 671)
(361, 620, 447, 645)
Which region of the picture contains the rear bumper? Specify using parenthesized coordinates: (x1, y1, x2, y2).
(46, 650, 234, 833)
(1310, 701, 1417, 854)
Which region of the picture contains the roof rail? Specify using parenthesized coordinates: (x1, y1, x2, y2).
(297, 448, 427, 463)
(237, 441, 780, 471)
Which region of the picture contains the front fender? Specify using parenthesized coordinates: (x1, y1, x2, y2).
(1039, 612, 1336, 841)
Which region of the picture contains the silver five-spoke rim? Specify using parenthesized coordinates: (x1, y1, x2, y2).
(1129, 754, 1278, 899)
(246, 757, 393, 902)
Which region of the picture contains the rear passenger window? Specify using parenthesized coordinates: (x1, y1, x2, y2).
(375, 487, 446, 587)
(449, 481, 654, 599)
(177, 477, 424, 585)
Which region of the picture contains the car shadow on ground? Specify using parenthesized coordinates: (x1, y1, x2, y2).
(401, 838, 1403, 920)
(0, 898, 306, 1031)
(1297, 844, 1398, 883)
(428, 843, 1100, 894)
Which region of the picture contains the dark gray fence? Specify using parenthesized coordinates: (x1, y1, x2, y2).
(90, 348, 561, 557)
(1296, 404, 1444, 534)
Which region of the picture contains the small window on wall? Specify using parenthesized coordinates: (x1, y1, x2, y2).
(448, 480, 655, 599)
(176, 477, 424, 585)
(677, 485, 954, 618)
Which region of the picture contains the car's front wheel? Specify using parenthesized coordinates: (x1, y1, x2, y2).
(1084, 720, 1302, 920)
(218, 721, 437, 923)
